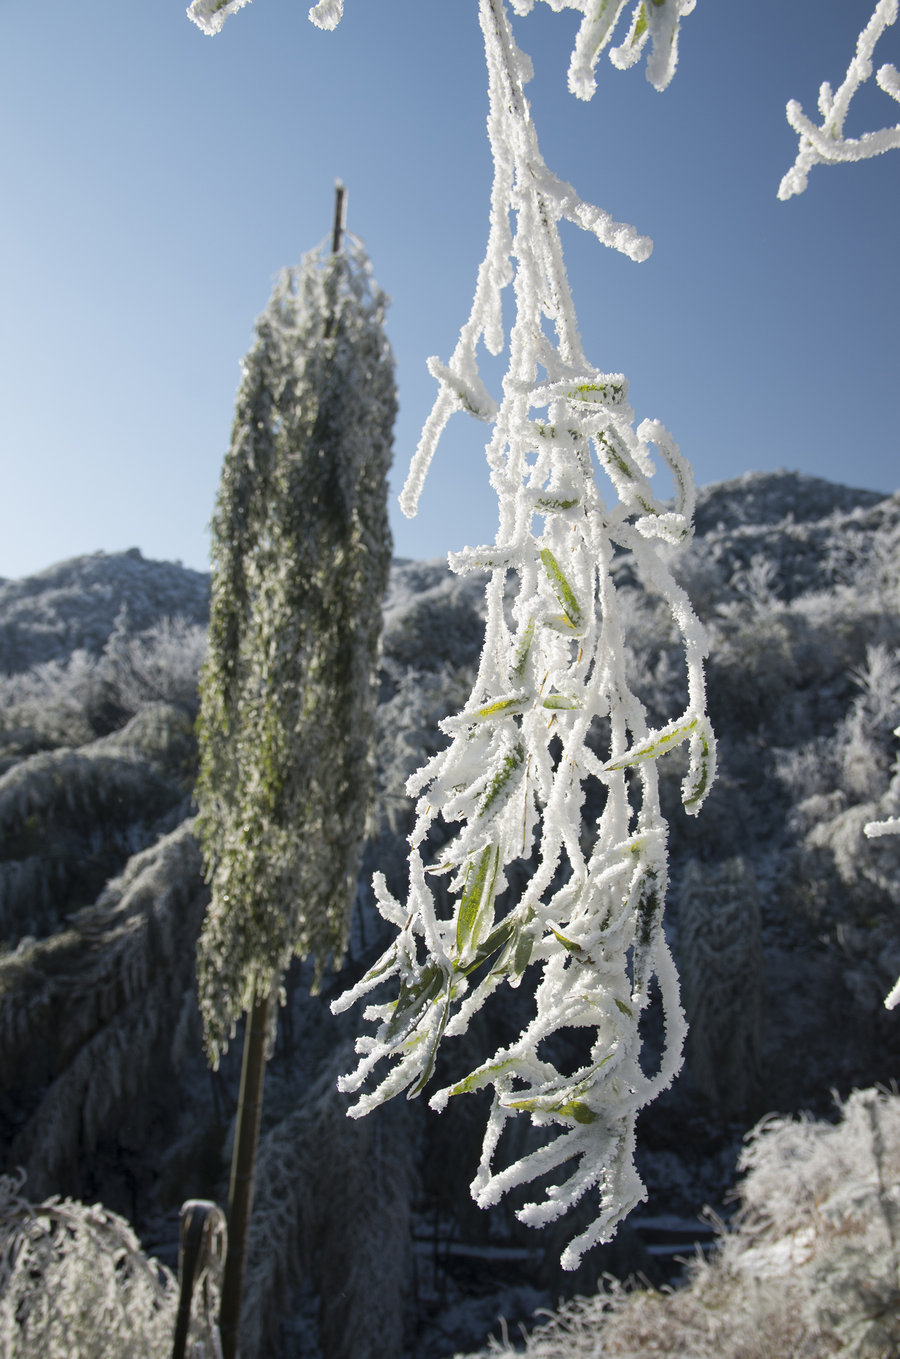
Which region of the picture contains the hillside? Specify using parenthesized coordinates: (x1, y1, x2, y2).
(0, 469, 899, 1358)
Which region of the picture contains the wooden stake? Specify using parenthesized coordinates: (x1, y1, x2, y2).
(332, 180, 347, 255)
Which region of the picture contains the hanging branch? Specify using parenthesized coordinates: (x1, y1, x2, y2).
(331, 0, 714, 1271)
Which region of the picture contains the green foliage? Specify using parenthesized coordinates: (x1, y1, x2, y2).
(195, 236, 395, 1061)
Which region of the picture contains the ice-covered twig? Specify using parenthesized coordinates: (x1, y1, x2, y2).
(779, 0, 900, 199)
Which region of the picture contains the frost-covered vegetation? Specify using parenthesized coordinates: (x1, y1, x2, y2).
(457, 1086, 900, 1359)
(0, 467, 898, 1355)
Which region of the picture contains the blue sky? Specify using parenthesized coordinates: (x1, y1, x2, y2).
(0, 0, 897, 581)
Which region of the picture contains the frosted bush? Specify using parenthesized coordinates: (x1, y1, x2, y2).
(102, 612, 207, 718)
(0, 1170, 178, 1358)
(779, 0, 900, 199)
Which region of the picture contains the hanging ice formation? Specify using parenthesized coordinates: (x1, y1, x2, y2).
(329, 0, 713, 1270)
(779, 0, 900, 199)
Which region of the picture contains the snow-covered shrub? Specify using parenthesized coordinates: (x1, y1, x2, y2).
(0, 740, 189, 943)
(0, 650, 105, 758)
(455, 1086, 900, 1359)
(0, 614, 206, 768)
(0, 822, 206, 1196)
(0, 1170, 178, 1358)
(101, 612, 207, 719)
(839, 644, 900, 799)
(676, 856, 763, 1118)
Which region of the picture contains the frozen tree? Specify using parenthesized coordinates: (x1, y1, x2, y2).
(194, 222, 394, 1354)
(195, 232, 395, 1057)
(779, 0, 900, 199)
(0, 1170, 177, 1358)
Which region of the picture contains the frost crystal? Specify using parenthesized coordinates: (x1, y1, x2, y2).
(779, 0, 900, 199)
(332, 0, 713, 1270)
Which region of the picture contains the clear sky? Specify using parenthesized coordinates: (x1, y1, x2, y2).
(0, 0, 897, 582)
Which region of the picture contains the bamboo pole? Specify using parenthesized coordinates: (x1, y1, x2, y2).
(219, 990, 271, 1359)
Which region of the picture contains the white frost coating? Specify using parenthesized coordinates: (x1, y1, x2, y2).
(779, 0, 900, 199)
(187, 0, 345, 34)
(334, 0, 714, 1271)
(309, 0, 344, 30)
(186, 0, 252, 35)
(547, 0, 698, 99)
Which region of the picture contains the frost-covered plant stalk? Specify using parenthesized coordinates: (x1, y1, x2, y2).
(779, 0, 900, 199)
(195, 237, 395, 1060)
(329, 0, 713, 1270)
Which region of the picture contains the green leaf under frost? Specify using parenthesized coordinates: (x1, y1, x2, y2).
(540, 548, 583, 630)
(682, 724, 714, 814)
(462, 915, 516, 975)
(501, 1056, 612, 1122)
(512, 618, 535, 678)
(604, 716, 698, 771)
(383, 963, 443, 1045)
(473, 695, 526, 721)
(541, 694, 581, 711)
(478, 743, 525, 817)
(566, 380, 625, 405)
(407, 984, 452, 1098)
(445, 1057, 519, 1098)
(456, 845, 501, 960)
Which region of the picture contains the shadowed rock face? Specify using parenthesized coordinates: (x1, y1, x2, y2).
(0, 469, 899, 1359)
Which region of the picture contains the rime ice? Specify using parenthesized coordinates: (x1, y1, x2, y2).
(332, 0, 714, 1271)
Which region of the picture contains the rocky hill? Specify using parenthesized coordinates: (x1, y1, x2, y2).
(1, 470, 898, 1358)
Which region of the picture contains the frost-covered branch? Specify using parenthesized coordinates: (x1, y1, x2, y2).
(779, 0, 900, 199)
(331, 0, 714, 1270)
